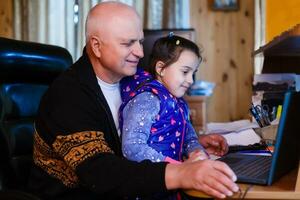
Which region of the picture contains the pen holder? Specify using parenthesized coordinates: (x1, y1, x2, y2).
(255, 124, 278, 142)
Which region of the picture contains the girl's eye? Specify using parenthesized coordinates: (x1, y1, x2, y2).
(182, 71, 189, 75)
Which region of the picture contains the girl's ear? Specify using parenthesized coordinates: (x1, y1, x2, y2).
(155, 61, 165, 77)
(90, 36, 102, 58)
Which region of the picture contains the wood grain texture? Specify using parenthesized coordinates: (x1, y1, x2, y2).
(190, 0, 254, 122)
(184, 96, 207, 133)
(0, 0, 13, 38)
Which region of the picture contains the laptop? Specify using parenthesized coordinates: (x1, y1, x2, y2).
(218, 91, 300, 185)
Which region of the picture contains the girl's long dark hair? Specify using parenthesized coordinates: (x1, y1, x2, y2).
(145, 34, 202, 78)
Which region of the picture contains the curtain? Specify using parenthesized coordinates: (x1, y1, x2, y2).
(14, 0, 76, 58)
(254, 0, 266, 74)
(14, 0, 190, 60)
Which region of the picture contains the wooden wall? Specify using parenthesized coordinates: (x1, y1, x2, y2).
(0, 0, 13, 38)
(190, 0, 254, 122)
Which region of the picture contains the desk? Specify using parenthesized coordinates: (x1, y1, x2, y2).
(184, 162, 300, 199)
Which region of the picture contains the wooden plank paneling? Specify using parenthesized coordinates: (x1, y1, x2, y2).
(190, 0, 254, 122)
(0, 0, 13, 38)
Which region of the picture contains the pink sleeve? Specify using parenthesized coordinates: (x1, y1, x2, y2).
(164, 156, 182, 164)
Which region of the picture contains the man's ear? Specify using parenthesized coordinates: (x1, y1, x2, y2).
(155, 61, 165, 77)
(90, 36, 102, 58)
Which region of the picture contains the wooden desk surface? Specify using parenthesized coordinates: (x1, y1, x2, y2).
(184, 168, 300, 199)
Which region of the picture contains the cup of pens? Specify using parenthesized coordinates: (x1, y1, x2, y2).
(250, 103, 279, 145)
(255, 124, 278, 143)
(249, 103, 271, 128)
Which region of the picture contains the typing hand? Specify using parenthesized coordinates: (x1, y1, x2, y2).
(199, 133, 228, 156)
(166, 160, 239, 199)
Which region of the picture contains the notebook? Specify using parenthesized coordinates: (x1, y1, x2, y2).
(218, 91, 300, 185)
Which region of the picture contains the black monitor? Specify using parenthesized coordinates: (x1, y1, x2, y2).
(138, 29, 195, 68)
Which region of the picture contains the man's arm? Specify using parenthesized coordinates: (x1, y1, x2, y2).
(76, 153, 167, 197)
(165, 160, 239, 199)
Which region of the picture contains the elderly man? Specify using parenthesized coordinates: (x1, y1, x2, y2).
(28, 2, 238, 199)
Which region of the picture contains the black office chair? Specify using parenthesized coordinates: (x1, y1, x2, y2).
(0, 37, 72, 198)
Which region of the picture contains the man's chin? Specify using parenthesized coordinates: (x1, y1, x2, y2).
(125, 66, 137, 76)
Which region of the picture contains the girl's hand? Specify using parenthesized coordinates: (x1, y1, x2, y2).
(199, 134, 228, 156)
(186, 149, 209, 163)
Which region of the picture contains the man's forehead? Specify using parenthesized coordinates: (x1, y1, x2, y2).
(119, 35, 144, 41)
(106, 17, 142, 35)
(116, 30, 144, 41)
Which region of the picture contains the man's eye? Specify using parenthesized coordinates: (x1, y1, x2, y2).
(122, 43, 131, 47)
(122, 41, 134, 47)
(182, 71, 189, 75)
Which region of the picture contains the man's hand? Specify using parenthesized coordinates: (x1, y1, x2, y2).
(199, 133, 228, 156)
(165, 160, 239, 199)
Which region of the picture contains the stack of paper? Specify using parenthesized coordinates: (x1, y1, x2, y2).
(205, 119, 261, 146)
(253, 73, 300, 92)
(222, 129, 261, 146)
(206, 119, 259, 134)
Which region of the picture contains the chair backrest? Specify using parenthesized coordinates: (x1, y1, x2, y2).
(0, 37, 72, 190)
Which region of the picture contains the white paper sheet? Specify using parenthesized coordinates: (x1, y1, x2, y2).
(222, 129, 261, 146)
(206, 119, 259, 134)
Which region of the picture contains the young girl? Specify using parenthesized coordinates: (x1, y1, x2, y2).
(119, 34, 214, 165)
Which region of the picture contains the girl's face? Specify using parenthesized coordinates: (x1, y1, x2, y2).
(157, 50, 200, 98)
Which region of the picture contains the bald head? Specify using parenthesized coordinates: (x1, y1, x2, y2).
(85, 2, 141, 43)
(84, 1, 144, 83)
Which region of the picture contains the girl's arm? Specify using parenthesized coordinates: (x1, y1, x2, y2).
(183, 122, 207, 156)
(122, 92, 179, 164)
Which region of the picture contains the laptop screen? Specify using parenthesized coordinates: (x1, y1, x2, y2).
(218, 91, 300, 185)
(268, 91, 300, 184)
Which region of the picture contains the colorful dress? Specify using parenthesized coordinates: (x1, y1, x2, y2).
(119, 68, 203, 163)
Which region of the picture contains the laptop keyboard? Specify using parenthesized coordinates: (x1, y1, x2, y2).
(219, 155, 272, 179)
(233, 156, 272, 178)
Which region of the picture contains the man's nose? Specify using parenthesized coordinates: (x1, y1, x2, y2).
(133, 43, 144, 58)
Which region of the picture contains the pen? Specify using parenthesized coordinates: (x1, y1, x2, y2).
(260, 107, 271, 126)
(271, 106, 277, 122)
(276, 105, 282, 119)
(253, 105, 267, 127)
(249, 106, 263, 127)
